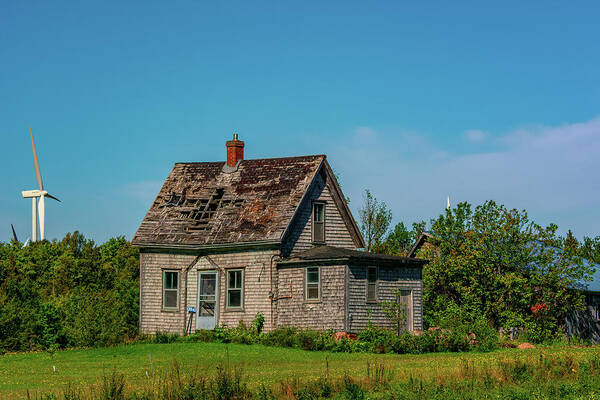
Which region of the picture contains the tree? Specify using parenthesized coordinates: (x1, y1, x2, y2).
(358, 189, 392, 252)
(380, 290, 408, 335)
(580, 236, 600, 264)
(0, 232, 140, 352)
(377, 222, 413, 255)
(421, 200, 591, 342)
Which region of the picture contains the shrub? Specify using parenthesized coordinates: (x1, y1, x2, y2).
(185, 329, 216, 343)
(214, 325, 232, 343)
(230, 321, 256, 345)
(36, 302, 66, 350)
(296, 329, 321, 351)
(154, 331, 179, 344)
(261, 327, 297, 347)
(342, 375, 365, 400)
(252, 312, 265, 334)
(470, 317, 499, 352)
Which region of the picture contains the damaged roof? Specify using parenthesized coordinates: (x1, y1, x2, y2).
(277, 245, 428, 267)
(132, 155, 331, 248)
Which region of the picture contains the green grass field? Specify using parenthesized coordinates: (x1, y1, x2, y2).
(0, 342, 599, 399)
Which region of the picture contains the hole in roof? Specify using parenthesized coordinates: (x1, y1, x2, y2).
(183, 188, 245, 232)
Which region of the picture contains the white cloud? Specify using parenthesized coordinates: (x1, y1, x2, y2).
(463, 129, 488, 143)
(327, 117, 600, 237)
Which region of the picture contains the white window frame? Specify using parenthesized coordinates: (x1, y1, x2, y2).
(162, 270, 180, 310)
(305, 266, 320, 301)
(226, 269, 244, 309)
(366, 266, 378, 303)
(312, 202, 326, 243)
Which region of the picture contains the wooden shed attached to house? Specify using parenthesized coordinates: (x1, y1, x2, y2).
(132, 135, 426, 334)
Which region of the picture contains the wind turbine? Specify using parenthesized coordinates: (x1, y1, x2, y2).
(21, 128, 60, 241)
(10, 224, 29, 247)
(11, 224, 19, 242)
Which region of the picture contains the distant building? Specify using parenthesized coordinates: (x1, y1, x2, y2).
(132, 135, 426, 334)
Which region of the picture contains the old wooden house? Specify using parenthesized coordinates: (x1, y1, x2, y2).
(132, 135, 426, 334)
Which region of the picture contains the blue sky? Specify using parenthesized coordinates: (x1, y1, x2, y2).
(1, 1, 599, 243)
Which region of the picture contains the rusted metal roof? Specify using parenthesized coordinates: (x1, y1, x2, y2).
(132, 155, 326, 247)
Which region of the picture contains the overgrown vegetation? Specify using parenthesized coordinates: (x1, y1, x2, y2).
(421, 201, 593, 343)
(0, 232, 139, 353)
(23, 349, 600, 399)
(359, 190, 597, 344)
(173, 320, 500, 354)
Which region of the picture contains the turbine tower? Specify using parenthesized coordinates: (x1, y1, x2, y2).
(21, 128, 60, 241)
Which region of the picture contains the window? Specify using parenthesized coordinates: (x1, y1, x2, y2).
(312, 202, 325, 243)
(227, 269, 243, 309)
(163, 270, 179, 310)
(366, 267, 377, 302)
(306, 267, 320, 300)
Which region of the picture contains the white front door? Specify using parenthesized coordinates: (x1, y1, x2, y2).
(197, 271, 218, 330)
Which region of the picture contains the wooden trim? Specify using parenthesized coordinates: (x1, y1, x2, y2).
(133, 240, 280, 252)
(139, 253, 144, 330)
(344, 265, 349, 332)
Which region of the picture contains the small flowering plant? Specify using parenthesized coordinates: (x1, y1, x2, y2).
(530, 302, 549, 316)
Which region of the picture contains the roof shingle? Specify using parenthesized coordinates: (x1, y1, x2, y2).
(132, 155, 325, 247)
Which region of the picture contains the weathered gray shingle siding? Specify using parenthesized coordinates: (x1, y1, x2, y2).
(140, 248, 278, 334)
(188, 249, 278, 331)
(276, 265, 346, 331)
(282, 171, 356, 257)
(347, 264, 423, 333)
(139, 251, 197, 334)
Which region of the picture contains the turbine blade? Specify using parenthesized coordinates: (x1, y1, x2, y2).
(30, 127, 44, 190)
(23, 238, 30, 248)
(11, 224, 19, 242)
(39, 195, 45, 241)
(46, 193, 61, 202)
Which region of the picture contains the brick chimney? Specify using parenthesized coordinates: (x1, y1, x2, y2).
(226, 133, 244, 167)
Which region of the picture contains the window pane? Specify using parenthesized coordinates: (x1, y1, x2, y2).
(164, 289, 178, 308)
(367, 267, 377, 283)
(165, 271, 178, 289)
(199, 300, 215, 317)
(307, 268, 319, 283)
(314, 222, 324, 242)
(228, 289, 241, 307)
(314, 204, 324, 222)
(228, 271, 235, 288)
(200, 275, 216, 296)
(228, 270, 242, 289)
(307, 284, 319, 300)
(367, 283, 376, 301)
